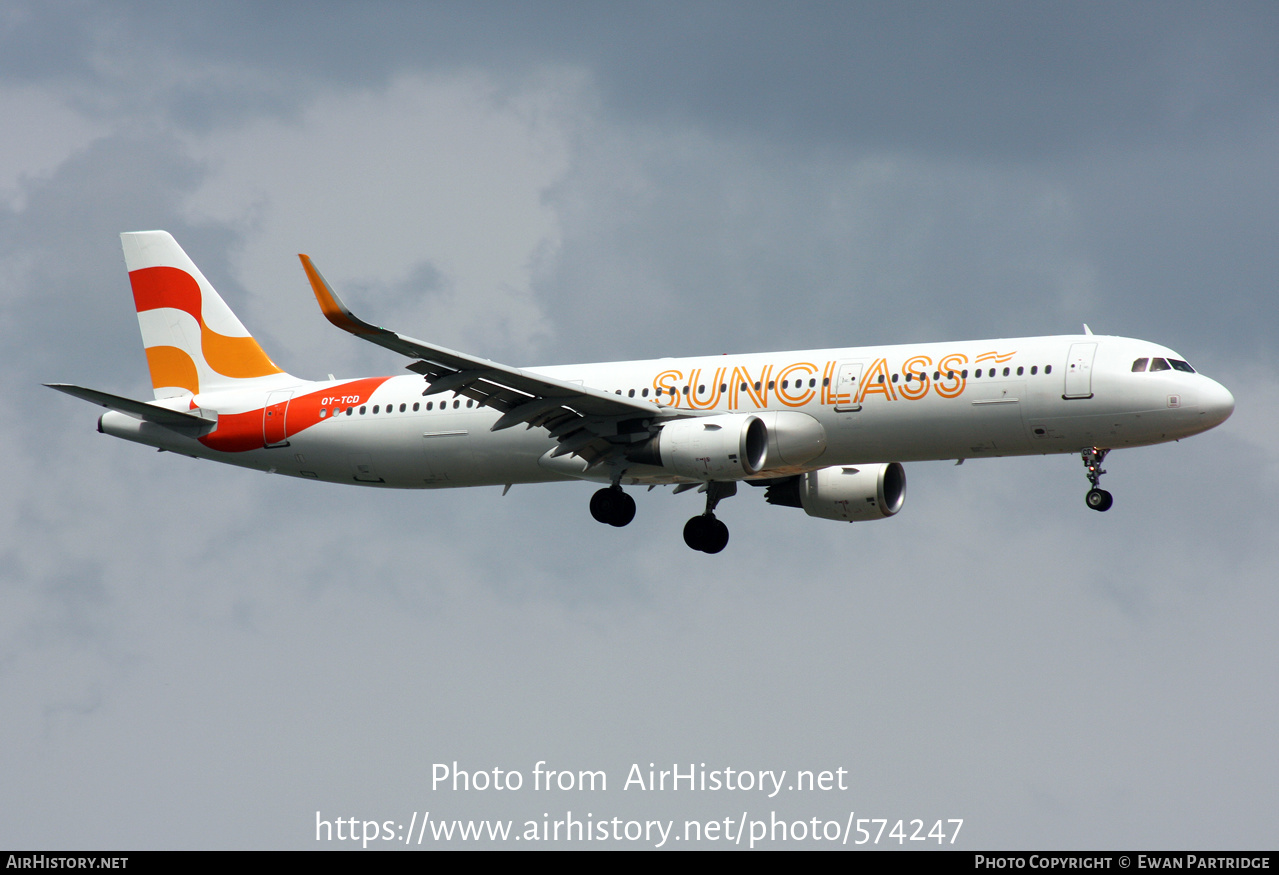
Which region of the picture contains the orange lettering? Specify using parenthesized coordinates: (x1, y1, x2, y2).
(775, 362, 818, 407)
(857, 358, 897, 402)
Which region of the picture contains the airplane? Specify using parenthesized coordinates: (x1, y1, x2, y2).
(48, 231, 1235, 553)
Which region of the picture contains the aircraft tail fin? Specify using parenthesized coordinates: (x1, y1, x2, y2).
(121, 231, 291, 399)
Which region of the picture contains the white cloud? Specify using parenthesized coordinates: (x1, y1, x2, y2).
(0, 85, 106, 211)
(177, 70, 587, 374)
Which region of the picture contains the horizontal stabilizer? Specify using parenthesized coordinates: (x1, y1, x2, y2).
(46, 383, 218, 435)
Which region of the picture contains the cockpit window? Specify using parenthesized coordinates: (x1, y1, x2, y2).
(1149, 358, 1171, 372)
(1169, 359, 1195, 373)
(1131, 358, 1149, 372)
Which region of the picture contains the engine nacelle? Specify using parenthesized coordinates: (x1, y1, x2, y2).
(765, 462, 906, 522)
(757, 410, 827, 467)
(638, 413, 769, 480)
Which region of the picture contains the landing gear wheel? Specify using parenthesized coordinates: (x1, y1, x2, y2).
(589, 488, 612, 524)
(703, 517, 729, 553)
(590, 486, 636, 527)
(1080, 447, 1114, 513)
(612, 491, 636, 527)
(683, 515, 709, 550)
(683, 514, 729, 553)
(1085, 488, 1114, 512)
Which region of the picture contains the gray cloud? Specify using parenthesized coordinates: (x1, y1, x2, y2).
(10, 3, 1277, 156)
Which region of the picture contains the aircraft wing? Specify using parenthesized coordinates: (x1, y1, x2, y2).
(299, 255, 680, 466)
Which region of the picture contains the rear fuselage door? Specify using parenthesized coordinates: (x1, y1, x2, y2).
(263, 391, 293, 446)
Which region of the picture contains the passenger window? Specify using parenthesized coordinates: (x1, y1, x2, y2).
(413, 402, 420, 411)
(961, 369, 969, 378)
(345, 407, 352, 415)
(1016, 366, 1023, 376)
(628, 389, 635, 397)
(1150, 358, 1171, 372)
(453, 399, 460, 408)
(1045, 365, 1052, 374)
(400, 403, 406, 412)
(642, 388, 649, 397)
(359, 406, 366, 415)
(1002, 367, 1010, 377)
(372, 405, 379, 414)
(1131, 358, 1149, 372)
(320, 408, 327, 418)
(1031, 366, 1038, 375)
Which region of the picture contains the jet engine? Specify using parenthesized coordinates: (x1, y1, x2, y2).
(764, 462, 906, 522)
(757, 410, 827, 467)
(632, 413, 768, 480)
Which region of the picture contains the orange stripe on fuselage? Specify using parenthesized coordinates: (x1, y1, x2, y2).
(198, 377, 393, 453)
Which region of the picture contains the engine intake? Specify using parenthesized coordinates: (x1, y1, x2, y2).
(765, 462, 906, 522)
(632, 413, 768, 480)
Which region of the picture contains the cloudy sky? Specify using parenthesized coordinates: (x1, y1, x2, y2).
(3, 1, 1276, 850)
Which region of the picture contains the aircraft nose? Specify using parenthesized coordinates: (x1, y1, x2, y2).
(1200, 378, 1235, 428)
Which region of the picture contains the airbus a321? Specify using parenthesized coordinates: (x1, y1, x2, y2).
(48, 231, 1235, 553)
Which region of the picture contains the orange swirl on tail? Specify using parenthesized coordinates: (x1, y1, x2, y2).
(129, 266, 283, 392)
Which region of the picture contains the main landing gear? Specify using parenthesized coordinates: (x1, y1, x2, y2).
(683, 482, 735, 554)
(1081, 447, 1114, 512)
(588, 480, 735, 553)
(684, 515, 729, 554)
(590, 485, 636, 527)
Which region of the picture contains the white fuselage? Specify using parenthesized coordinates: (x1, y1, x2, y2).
(98, 333, 1235, 489)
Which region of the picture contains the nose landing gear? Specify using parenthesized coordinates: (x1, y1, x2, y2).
(1081, 447, 1113, 512)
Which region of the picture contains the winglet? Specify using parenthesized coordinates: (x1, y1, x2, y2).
(298, 254, 381, 337)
